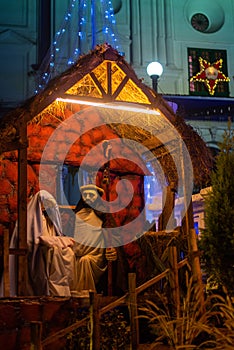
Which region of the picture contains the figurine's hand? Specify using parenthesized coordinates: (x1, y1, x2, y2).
(105, 247, 117, 261)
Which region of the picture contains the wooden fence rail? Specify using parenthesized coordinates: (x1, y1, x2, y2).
(31, 255, 190, 350)
(2, 228, 191, 349)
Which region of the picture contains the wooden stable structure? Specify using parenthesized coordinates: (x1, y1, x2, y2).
(0, 44, 213, 348)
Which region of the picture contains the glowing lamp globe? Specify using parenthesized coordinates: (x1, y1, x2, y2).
(147, 62, 163, 92)
(147, 62, 163, 78)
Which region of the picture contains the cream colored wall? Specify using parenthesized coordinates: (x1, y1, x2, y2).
(52, 0, 234, 97)
(125, 0, 234, 96)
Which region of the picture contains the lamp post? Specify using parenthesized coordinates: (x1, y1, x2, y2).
(147, 61, 163, 93)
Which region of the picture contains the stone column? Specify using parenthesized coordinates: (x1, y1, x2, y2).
(129, 0, 176, 79)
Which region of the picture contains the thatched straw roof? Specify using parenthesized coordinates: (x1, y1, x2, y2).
(0, 44, 213, 187)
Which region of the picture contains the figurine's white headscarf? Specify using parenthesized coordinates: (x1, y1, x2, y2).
(27, 190, 63, 250)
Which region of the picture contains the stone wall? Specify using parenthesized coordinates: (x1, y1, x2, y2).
(0, 104, 146, 236)
(0, 155, 39, 235)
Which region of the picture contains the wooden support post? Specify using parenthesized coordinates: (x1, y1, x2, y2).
(102, 140, 113, 296)
(179, 139, 204, 311)
(128, 273, 139, 350)
(89, 291, 100, 350)
(17, 131, 28, 295)
(30, 321, 42, 350)
(107, 61, 112, 96)
(181, 199, 194, 239)
(3, 229, 10, 297)
(168, 245, 180, 318)
(158, 183, 176, 231)
(188, 228, 204, 311)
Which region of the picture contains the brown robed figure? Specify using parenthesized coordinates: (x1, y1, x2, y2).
(73, 183, 117, 293)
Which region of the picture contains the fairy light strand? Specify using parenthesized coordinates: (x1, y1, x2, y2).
(35, 0, 121, 94)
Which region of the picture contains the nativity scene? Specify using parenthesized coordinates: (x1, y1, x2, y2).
(0, 43, 213, 349)
(0, 43, 212, 297)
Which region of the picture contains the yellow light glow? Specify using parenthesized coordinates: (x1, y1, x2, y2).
(56, 97, 160, 115)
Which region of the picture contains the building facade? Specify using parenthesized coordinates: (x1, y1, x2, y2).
(0, 0, 234, 147)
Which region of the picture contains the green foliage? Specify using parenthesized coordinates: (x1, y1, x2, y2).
(200, 122, 234, 295)
(139, 278, 234, 349)
(213, 293, 234, 349)
(139, 278, 219, 349)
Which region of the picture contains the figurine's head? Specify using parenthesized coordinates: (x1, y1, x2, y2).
(80, 184, 104, 205)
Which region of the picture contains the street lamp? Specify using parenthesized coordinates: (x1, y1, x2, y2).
(147, 61, 163, 93)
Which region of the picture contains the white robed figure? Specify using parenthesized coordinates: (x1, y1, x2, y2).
(10, 190, 76, 296)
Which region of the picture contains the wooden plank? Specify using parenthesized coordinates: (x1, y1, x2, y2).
(90, 292, 101, 350)
(168, 246, 180, 318)
(188, 228, 204, 311)
(158, 184, 176, 231)
(17, 127, 28, 296)
(135, 259, 188, 296)
(30, 322, 42, 350)
(144, 230, 179, 237)
(90, 72, 107, 97)
(177, 258, 188, 269)
(181, 199, 194, 239)
(42, 317, 89, 346)
(135, 269, 170, 294)
(128, 273, 139, 350)
(107, 61, 112, 96)
(0, 140, 24, 153)
(112, 75, 129, 99)
(99, 294, 127, 315)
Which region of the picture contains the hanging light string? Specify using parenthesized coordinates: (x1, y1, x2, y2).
(35, 0, 80, 93)
(99, 0, 120, 51)
(67, 0, 88, 65)
(35, 0, 89, 92)
(35, 0, 122, 94)
(77, 0, 89, 58)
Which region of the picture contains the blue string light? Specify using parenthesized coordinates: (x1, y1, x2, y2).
(35, 0, 122, 94)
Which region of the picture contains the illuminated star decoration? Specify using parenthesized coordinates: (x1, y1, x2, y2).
(190, 57, 230, 96)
